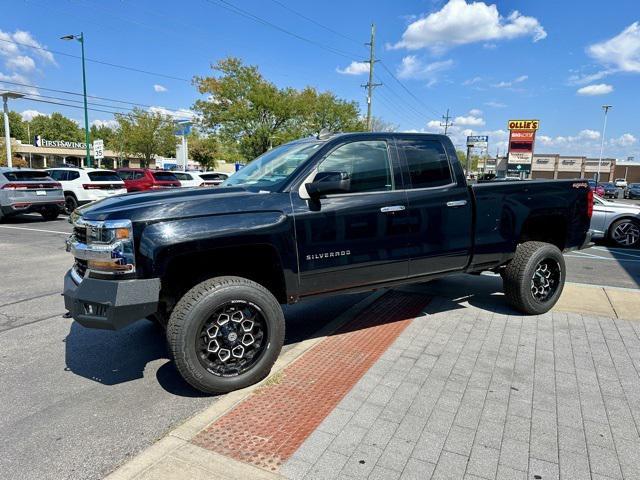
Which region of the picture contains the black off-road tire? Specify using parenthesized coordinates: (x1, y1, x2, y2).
(166, 276, 285, 394)
(41, 207, 59, 221)
(502, 241, 565, 315)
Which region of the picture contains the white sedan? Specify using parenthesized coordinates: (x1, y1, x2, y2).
(173, 171, 205, 188)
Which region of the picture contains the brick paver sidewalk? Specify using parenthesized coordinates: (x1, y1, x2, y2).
(281, 292, 640, 480)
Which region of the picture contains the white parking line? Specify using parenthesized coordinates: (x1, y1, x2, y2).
(565, 254, 640, 263)
(0, 225, 69, 235)
(592, 246, 640, 259)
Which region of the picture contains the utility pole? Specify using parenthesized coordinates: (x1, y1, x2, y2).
(440, 108, 453, 135)
(363, 23, 381, 131)
(597, 104, 612, 182)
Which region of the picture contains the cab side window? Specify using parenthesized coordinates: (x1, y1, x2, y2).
(398, 139, 452, 189)
(318, 141, 393, 194)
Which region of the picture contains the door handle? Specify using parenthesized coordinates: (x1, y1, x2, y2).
(380, 205, 406, 213)
(446, 200, 467, 207)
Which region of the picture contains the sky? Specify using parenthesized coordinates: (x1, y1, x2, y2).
(1, 0, 639, 160)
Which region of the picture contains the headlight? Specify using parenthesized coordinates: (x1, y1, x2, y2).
(70, 219, 136, 276)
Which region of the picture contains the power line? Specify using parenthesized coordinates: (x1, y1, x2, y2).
(0, 79, 189, 114)
(203, 0, 362, 59)
(440, 108, 453, 135)
(0, 37, 190, 82)
(267, 0, 362, 46)
(379, 60, 443, 118)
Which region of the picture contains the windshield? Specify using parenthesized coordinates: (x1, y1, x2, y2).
(222, 141, 322, 191)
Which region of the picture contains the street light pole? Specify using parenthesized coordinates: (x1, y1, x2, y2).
(1, 91, 25, 168)
(61, 32, 91, 168)
(597, 105, 612, 182)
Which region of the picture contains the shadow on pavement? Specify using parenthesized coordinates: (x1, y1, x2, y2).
(64, 293, 367, 397)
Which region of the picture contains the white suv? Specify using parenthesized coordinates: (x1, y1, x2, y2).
(173, 171, 204, 188)
(46, 167, 127, 213)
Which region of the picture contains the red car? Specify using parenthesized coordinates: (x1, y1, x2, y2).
(588, 179, 605, 197)
(116, 168, 181, 192)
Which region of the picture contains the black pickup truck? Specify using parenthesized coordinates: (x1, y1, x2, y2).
(64, 133, 593, 394)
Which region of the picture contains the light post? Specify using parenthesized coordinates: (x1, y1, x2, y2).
(597, 105, 612, 182)
(61, 32, 91, 168)
(1, 91, 25, 168)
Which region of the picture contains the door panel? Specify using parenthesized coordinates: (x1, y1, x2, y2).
(292, 139, 410, 295)
(395, 137, 472, 277)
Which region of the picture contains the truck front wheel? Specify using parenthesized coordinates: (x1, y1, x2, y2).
(502, 241, 565, 315)
(166, 276, 285, 394)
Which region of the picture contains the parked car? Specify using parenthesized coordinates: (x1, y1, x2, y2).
(599, 182, 618, 199)
(198, 171, 229, 186)
(587, 179, 605, 197)
(615, 178, 628, 188)
(64, 132, 592, 394)
(172, 171, 204, 188)
(624, 183, 640, 199)
(0, 168, 64, 221)
(116, 168, 180, 192)
(591, 196, 640, 247)
(46, 167, 127, 213)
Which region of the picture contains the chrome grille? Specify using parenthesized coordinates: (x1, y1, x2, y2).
(74, 225, 87, 244)
(74, 259, 88, 278)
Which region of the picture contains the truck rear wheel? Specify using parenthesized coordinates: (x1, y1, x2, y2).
(502, 241, 565, 315)
(166, 276, 285, 394)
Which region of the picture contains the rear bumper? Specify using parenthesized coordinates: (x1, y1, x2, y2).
(2, 200, 64, 215)
(63, 269, 160, 330)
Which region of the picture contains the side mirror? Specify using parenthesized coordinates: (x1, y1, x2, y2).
(305, 171, 351, 198)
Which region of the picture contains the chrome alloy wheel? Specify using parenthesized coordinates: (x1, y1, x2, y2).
(530, 259, 561, 302)
(196, 301, 267, 377)
(612, 221, 640, 247)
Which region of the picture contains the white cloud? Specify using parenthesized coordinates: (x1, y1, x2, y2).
(389, 0, 546, 53)
(492, 74, 528, 88)
(469, 108, 483, 116)
(149, 106, 197, 120)
(588, 22, 640, 74)
(0, 71, 38, 94)
(153, 84, 168, 93)
(5, 55, 35, 72)
(91, 119, 119, 129)
(579, 129, 600, 140)
(397, 56, 453, 85)
(463, 76, 482, 86)
(576, 83, 613, 96)
(454, 114, 485, 126)
(611, 133, 637, 147)
(11, 30, 55, 64)
(485, 101, 506, 108)
(20, 109, 47, 121)
(336, 61, 369, 75)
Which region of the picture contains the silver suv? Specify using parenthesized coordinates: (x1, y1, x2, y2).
(0, 168, 64, 221)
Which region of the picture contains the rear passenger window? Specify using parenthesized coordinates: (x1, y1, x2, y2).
(399, 139, 452, 189)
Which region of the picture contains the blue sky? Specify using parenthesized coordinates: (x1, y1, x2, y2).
(1, 0, 639, 159)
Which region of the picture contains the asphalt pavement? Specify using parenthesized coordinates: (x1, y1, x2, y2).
(0, 215, 366, 480)
(0, 213, 638, 480)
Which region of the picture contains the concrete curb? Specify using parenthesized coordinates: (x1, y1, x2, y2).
(105, 289, 387, 480)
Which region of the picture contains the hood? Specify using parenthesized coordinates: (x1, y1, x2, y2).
(76, 186, 289, 223)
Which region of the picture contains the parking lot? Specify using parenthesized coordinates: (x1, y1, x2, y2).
(1, 211, 639, 480)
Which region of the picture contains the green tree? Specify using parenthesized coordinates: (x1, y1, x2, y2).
(0, 111, 27, 142)
(90, 124, 118, 150)
(29, 112, 82, 142)
(115, 108, 178, 167)
(188, 133, 218, 170)
(193, 57, 364, 161)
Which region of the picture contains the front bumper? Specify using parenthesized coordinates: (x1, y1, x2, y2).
(63, 270, 160, 330)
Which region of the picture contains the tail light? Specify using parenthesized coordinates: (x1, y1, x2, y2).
(587, 188, 594, 218)
(1, 182, 61, 190)
(83, 184, 101, 190)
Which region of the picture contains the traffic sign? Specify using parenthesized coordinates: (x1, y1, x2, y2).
(93, 139, 104, 160)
